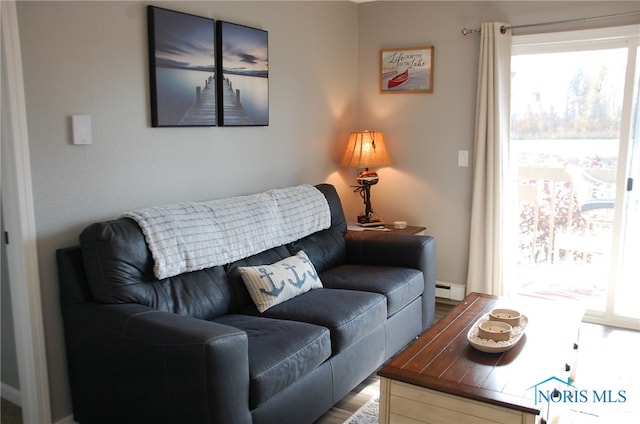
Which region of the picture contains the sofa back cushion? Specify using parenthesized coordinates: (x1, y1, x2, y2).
(80, 218, 237, 320)
(78, 184, 348, 319)
(287, 228, 346, 273)
(315, 183, 347, 235)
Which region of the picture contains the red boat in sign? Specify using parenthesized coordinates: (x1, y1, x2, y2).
(388, 70, 408, 88)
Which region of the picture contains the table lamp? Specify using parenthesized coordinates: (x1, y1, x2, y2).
(340, 130, 394, 226)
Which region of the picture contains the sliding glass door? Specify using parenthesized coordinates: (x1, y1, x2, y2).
(612, 47, 640, 324)
(509, 25, 640, 329)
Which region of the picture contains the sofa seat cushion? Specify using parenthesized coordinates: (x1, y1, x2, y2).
(320, 265, 424, 317)
(213, 314, 331, 409)
(251, 288, 386, 354)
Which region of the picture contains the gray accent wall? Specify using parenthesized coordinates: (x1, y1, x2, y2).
(12, 1, 639, 421)
(356, 1, 640, 286)
(16, 1, 358, 420)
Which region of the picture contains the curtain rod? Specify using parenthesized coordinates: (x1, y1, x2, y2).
(461, 11, 640, 36)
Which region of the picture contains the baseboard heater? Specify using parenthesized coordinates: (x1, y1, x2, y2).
(435, 280, 466, 301)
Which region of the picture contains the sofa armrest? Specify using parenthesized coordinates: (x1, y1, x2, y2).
(345, 232, 436, 329)
(62, 302, 252, 424)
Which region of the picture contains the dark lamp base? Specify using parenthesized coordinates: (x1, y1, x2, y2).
(357, 215, 384, 227)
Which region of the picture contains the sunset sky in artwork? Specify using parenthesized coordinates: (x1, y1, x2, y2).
(220, 22, 268, 73)
(153, 8, 215, 71)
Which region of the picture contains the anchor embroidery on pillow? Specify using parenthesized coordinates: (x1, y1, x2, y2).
(257, 267, 285, 297)
(239, 250, 322, 312)
(300, 256, 319, 281)
(283, 263, 307, 288)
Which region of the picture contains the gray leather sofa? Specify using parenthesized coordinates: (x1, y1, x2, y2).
(56, 183, 436, 424)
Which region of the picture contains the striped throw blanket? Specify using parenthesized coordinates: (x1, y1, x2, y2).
(123, 185, 331, 280)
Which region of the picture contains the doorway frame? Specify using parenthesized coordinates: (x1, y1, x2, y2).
(1, 1, 52, 422)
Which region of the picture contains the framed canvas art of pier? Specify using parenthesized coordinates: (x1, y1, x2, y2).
(147, 6, 217, 127)
(380, 46, 434, 94)
(216, 21, 269, 126)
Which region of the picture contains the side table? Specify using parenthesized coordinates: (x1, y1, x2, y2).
(347, 223, 427, 236)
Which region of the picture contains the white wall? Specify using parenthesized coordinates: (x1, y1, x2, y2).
(12, 0, 640, 421)
(16, 1, 357, 420)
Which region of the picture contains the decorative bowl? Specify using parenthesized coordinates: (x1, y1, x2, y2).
(489, 308, 522, 327)
(468, 315, 528, 353)
(477, 320, 512, 342)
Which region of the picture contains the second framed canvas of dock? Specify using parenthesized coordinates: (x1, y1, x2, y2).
(147, 6, 217, 127)
(216, 21, 269, 126)
(380, 46, 434, 93)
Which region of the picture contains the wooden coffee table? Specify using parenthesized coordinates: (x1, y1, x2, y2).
(378, 292, 583, 424)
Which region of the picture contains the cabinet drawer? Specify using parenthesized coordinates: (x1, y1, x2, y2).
(386, 380, 537, 424)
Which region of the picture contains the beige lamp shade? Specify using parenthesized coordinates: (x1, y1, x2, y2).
(340, 131, 394, 169)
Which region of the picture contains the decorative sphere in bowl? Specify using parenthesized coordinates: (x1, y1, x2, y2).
(489, 308, 522, 327)
(477, 321, 512, 342)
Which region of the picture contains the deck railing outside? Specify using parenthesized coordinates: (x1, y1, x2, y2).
(515, 165, 616, 308)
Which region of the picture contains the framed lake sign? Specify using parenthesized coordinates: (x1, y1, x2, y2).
(380, 46, 434, 94)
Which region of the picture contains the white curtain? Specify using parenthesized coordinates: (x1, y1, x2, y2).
(466, 23, 512, 295)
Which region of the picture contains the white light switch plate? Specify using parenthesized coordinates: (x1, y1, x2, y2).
(458, 150, 469, 167)
(72, 115, 92, 145)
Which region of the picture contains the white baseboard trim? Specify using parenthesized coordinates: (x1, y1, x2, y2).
(435, 280, 466, 301)
(0, 382, 21, 406)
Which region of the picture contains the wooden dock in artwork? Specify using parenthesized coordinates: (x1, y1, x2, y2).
(220, 77, 253, 126)
(178, 76, 253, 126)
(178, 76, 216, 126)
